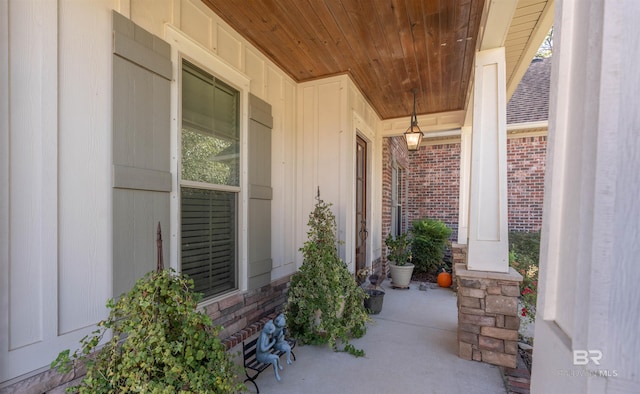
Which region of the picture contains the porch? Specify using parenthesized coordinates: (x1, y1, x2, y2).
(239, 281, 509, 394)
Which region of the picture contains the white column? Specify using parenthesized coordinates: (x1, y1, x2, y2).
(457, 126, 472, 244)
(467, 47, 509, 273)
(532, 1, 640, 392)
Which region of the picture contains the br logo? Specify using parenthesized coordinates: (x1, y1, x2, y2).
(573, 350, 602, 366)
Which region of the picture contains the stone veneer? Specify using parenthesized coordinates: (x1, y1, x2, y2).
(456, 263, 523, 369)
(450, 243, 468, 292)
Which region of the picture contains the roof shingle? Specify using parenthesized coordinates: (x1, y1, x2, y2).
(507, 57, 551, 124)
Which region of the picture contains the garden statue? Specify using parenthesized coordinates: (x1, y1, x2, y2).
(273, 313, 293, 365)
(256, 319, 282, 381)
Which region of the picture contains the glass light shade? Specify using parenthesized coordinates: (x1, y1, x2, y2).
(404, 123, 423, 151)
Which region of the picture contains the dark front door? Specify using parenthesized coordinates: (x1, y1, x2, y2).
(355, 136, 368, 274)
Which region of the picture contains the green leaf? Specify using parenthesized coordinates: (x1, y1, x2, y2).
(51, 268, 244, 393)
(286, 195, 370, 356)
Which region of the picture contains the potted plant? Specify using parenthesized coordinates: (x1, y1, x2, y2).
(357, 268, 385, 314)
(385, 232, 414, 289)
(286, 193, 370, 357)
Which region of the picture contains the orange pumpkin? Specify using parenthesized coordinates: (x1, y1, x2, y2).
(437, 271, 452, 288)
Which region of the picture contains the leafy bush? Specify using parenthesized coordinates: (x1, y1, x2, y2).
(508, 231, 540, 327)
(410, 218, 452, 273)
(385, 232, 412, 266)
(52, 268, 244, 393)
(509, 231, 540, 263)
(286, 195, 370, 357)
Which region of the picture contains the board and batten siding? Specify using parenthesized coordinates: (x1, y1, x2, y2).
(1, 0, 114, 383)
(296, 75, 381, 271)
(127, 0, 301, 280)
(125, 0, 381, 278)
(1, 0, 384, 385)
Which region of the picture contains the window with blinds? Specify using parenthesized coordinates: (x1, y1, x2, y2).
(181, 188, 236, 297)
(180, 60, 239, 299)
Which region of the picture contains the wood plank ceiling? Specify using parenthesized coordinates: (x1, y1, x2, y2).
(202, 0, 485, 120)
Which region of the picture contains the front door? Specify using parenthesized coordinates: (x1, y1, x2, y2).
(355, 136, 368, 274)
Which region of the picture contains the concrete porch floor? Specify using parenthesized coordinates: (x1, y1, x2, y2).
(247, 280, 507, 394)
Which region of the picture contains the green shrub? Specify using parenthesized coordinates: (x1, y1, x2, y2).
(509, 231, 540, 264)
(508, 231, 540, 328)
(410, 218, 452, 273)
(52, 268, 244, 393)
(286, 195, 370, 357)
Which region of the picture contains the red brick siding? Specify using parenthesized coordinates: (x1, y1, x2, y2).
(407, 143, 461, 240)
(382, 135, 547, 248)
(507, 135, 547, 232)
(381, 136, 409, 276)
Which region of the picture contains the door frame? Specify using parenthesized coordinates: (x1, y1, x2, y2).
(355, 134, 369, 274)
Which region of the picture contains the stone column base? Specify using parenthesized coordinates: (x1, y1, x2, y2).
(451, 243, 468, 292)
(456, 263, 523, 368)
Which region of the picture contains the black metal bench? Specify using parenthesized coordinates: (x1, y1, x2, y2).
(242, 336, 296, 393)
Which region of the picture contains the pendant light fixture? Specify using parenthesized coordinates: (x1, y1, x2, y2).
(404, 89, 423, 151)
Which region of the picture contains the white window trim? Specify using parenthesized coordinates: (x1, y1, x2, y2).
(165, 24, 251, 298)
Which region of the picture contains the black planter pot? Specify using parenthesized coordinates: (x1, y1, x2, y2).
(364, 289, 385, 314)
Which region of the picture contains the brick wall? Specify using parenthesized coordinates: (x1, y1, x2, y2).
(507, 135, 546, 232)
(205, 274, 293, 346)
(407, 142, 461, 240)
(381, 136, 409, 276)
(382, 134, 547, 251)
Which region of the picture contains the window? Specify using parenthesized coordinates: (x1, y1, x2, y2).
(180, 59, 240, 299)
(391, 162, 405, 237)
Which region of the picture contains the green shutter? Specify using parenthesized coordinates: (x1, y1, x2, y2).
(247, 94, 273, 290)
(112, 11, 171, 297)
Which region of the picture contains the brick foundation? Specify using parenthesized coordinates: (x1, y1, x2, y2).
(456, 263, 523, 369)
(215, 274, 293, 349)
(206, 274, 293, 341)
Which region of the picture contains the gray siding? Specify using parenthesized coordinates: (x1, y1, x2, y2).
(247, 94, 273, 290)
(112, 11, 171, 297)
